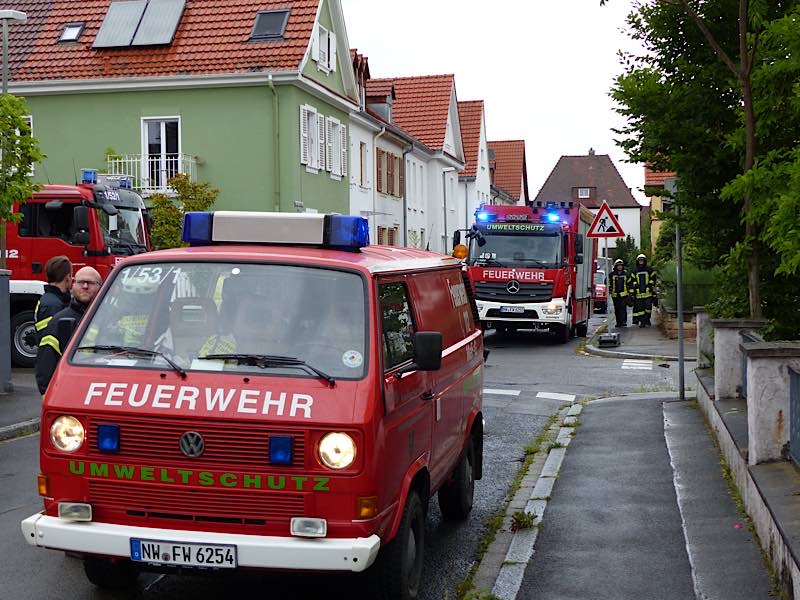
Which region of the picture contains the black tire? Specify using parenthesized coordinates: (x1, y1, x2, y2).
(555, 323, 571, 344)
(374, 492, 425, 600)
(84, 557, 139, 590)
(438, 438, 475, 521)
(576, 321, 588, 338)
(10, 310, 37, 367)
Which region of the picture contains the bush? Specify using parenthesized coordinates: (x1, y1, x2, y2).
(657, 261, 716, 310)
(149, 174, 219, 249)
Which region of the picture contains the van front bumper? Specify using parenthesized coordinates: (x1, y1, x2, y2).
(21, 513, 380, 573)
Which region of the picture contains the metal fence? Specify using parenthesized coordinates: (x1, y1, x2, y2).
(791, 368, 800, 466)
(106, 154, 197, 196)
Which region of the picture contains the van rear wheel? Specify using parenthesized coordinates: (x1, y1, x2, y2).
(374, 491, 425, 600)
(438, 438, 475, 521)
(84, 557, 139, 590)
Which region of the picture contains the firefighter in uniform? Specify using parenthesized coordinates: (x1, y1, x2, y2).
(609, 259, 630, 327)
(33, 256, 73, 345)
(629, 254, 657, 328)
(36, 267, 102, 394)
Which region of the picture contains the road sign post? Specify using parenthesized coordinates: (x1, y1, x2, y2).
(664, 178, 684, 402)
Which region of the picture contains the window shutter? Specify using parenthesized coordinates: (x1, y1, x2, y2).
(326, 118, 334, 173)
(387, 153, 394, 196)
(329, 32, 337, 71)
(299, 106, 310, 165)
(399, 156, 405, 197)
(319, 27, 328, 70)
(317, 113, 326, 170)
(388, 227, 396, 246)
(311, 25, 319, 62)
(377, 149, 383, 193)
(340, 125, 347, 178)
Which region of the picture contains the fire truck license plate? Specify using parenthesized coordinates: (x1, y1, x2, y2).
(130, 538, 237, 569)
(500, 306, 525, 314)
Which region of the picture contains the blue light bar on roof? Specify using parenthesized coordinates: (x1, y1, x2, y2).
(181, 212, 370, 249)
(545, 212, 561, 223)
(81, 169, 98, 185)
(476, 211, 490, 222)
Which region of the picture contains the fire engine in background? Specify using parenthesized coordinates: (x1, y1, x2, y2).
(455, 202, 597, 342)
(7, 170, 150, 367)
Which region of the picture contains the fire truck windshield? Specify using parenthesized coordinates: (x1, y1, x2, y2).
(97, 207, 147, 254)
(468, 231, 562, 268)
(70, 262, 368, 380)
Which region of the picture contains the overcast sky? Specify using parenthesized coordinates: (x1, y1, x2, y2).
(340, 0, 648, 205)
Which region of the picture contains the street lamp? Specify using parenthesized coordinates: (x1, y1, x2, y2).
(1, 10, 27, 95)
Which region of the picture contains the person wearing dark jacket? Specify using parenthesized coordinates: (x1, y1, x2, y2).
(36, 267, 102, 394)
(609, 259, 630, 327)
(34, 256, 73, 345)
(629, 254, 657, 328)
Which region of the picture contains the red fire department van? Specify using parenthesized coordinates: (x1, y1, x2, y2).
(21, 211, 484, 600)
(7, 170, 150, 366)
(456, 202, 597, 342)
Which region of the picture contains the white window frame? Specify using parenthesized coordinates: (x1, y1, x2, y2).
(23, 115, 34, 176)
(140, 116, 182, 190)
(311, 24, 336, 73)
(299, 105, 321, 173)
(578, 187, 591, 199)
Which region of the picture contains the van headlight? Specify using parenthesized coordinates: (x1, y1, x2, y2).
(542, 304, 564, 315)
(318, 432, 356, 470)
(50, 416, 85, 452)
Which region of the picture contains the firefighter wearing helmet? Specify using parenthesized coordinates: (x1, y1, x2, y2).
(609, 258, 630, 327)
(629, 253, 657, 327)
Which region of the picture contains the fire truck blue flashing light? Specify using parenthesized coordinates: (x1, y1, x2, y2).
(96, 424, 120, 453)
(477, 212, 490, 222)
(182, 212, 215, 246)
(325, 214, 371, 248)
(545, 212, 561, 223)
(269, 435, 294, 465)
(81, 169, 98, 185)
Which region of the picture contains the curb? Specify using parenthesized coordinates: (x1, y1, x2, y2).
(584, 318, 696, 362)
(0, 417, 40, 442)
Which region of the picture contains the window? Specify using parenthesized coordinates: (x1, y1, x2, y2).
(387, 153, 395, 196)
(94, 0, 186, 48)
(311, 24, 337, 73)
(377, 226, 386, 245)
(59, 22, 85, 43)
(251, 9, 289, 40)
(324, 117, 347, 179)
(142, 117, 180, 191)
(376, 149, 384, 193)
(299, 105, 321, 171)
(387, 227, 398, 247)
(578, 187, 591, 199)
(19, 203, 85, 245)
(379, 282, 416, 370)
(359, 142, 367, 187)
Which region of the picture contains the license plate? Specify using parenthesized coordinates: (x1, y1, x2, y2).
(500, 306, 525, 314)
(130, 538, 237, 569)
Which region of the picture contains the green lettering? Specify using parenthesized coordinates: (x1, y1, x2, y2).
(177, 469, 193, 484)
(313, 477, 330, 492)
(140, 467, 154, 481)
(199, 471, 214, 486)
(243, 474, 262, 489)
(69, 461, 85, 475)
(291, 476, 308, 491)
(90, 463, 109, 478)
(267, 476, 285, 490)
(113, 464, 135, 479)
(220, 473, 237, 488)
(159, 468, 175, 483)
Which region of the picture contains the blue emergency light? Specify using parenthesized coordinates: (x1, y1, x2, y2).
(477, 211, 490, 222)
(545, 212, 561, 223)
(81, 169, 98, 185)
(96, 424, 120, 453)
(118, 177, 133, 190)
(268, 435, 293, 465)
(182, 212, 370, 250)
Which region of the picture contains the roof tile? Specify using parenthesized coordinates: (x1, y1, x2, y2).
(458, 100, 483, 178)
(535, 153, 640, 208)
(488, 140, 526, 200)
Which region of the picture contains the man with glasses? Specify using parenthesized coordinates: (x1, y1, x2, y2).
(36, 267, 103, 394)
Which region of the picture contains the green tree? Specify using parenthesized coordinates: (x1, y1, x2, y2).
(610, 234, 642, 269)
(148, 173, 219, 249)
(0, 94, 44, 269)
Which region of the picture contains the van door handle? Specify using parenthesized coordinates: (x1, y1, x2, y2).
(420, 391, 434, 401)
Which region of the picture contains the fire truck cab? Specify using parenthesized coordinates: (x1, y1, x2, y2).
(7, 170, 150, 366)
(21, 211, 484, 600)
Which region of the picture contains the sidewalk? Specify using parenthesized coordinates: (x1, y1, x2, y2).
(586, 306, 697, 361)
(484, 394, 773, 600)
(0, 370, 41, 441)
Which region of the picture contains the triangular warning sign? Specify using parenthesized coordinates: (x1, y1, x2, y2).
(587, 201, 625, 238)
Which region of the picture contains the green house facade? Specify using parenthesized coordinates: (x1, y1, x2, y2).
(10, 0, 358, 214)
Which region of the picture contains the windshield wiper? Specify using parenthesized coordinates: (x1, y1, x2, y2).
(78, 345, 186, 379)
(515, 258, 550, 268)
(200, 353, 336, 388)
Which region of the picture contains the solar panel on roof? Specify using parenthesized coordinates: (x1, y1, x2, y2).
(251, 9, 290, 40)
(93, 0, 148, 48)
(132, 0, 186, 46)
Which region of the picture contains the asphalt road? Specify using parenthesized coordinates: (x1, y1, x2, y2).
(0, 312, 685, 599)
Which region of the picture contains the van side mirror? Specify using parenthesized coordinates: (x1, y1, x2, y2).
(73, 206, 90, 232)
(56, 317, 76, 342)
(575, 253, 584, 265)
(413, 332, 443, 371)
(452, 230, 462, 248)
(575, 234, 584, 254)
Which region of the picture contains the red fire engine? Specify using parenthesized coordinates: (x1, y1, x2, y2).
(457, 202, 597, 342)
(7, 171, 150, 366)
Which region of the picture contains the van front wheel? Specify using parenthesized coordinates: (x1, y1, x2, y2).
(84, 557, 138, 590)
(375, 491, 425, 600)
(438, 439, 475, 521)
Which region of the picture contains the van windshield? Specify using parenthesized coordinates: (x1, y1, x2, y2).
(71, 262, 368, 379)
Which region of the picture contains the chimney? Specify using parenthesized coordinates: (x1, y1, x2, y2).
(588, 148, 595, 156)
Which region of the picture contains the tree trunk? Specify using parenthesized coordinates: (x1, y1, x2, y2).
(741, 67, 762, 319)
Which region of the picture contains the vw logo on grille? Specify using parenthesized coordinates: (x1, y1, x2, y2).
(506, 280, 521, 294)
(179, 431, 205, 458)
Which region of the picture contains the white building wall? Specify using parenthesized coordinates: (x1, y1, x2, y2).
(405, 153, 428, 249)
(374, 136, 406, 245)
(425, 161, 459, 255)
(348, 119, 374, 222)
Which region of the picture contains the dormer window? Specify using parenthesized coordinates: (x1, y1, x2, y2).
(251, 9, 290, 41)
(578, 187, 591, 199)
(311, 24, 337, 73)
(59, 22, 85, 43)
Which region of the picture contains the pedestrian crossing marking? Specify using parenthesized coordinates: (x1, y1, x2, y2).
(622, 359, 653, 370)
(536, 392, 576, 402)
(483, 388, 521, 397)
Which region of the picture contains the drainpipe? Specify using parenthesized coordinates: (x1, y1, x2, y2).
(402, 142, 413, 247)
(268, 74, 281, 212)
(372, 127, 387, 242)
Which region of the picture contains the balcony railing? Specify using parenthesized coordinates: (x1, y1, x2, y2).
(106, 154, 197, 196)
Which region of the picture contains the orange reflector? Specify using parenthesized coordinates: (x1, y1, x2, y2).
(452, 244, 468, 260)
(37, 473, 48, 497)
(357, 496, 379, 519)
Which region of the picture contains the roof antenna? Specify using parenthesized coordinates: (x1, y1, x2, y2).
(72, 158, 78, 185)
(41, 161, 52, 185)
